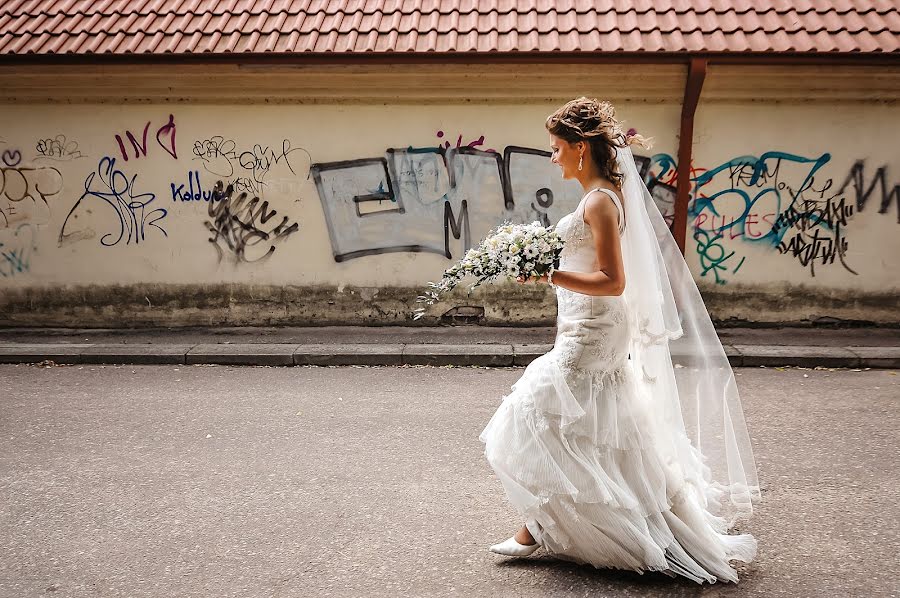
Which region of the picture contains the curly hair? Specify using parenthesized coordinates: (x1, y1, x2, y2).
(545, 97, 651, 189)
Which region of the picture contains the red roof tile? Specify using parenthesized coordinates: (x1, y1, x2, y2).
(0, 0, 897, 56)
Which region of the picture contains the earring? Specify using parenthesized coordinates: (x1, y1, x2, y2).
(578, 154, 583, 171)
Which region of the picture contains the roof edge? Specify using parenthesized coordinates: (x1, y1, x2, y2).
(0, 51, 897, 67)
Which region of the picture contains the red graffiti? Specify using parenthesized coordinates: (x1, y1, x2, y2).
(115, 114, 177, 161)
(693, 212, 777, 239)
(436, 130, 496, 153)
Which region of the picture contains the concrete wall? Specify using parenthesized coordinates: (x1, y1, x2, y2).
(673, 95, 899, 323)
(0, 63, 897, 326)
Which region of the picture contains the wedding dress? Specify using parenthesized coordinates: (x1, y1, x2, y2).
(478, 147, 760, 584)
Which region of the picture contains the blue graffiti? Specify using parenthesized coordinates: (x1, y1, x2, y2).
(0, 245, 29, 276)
(59, 156, 167, 247)
(0, 224, 36, 277)
(657, 150, 873, 281)
(648, 152, 678, 186)
(171, 170, 223, 202)
(693, 228, 746, 284)
(690, 151, 833, 247)
(0, 246, 28, 276)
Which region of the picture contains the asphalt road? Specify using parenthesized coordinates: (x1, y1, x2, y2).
(1, 363, 898, 598)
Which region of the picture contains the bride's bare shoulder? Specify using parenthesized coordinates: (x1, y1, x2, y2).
(582, 187, 622, 225)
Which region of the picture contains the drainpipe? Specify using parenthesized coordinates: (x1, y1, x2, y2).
(673, 57, 707, 254)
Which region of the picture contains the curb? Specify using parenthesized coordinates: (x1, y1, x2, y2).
(0, 343, 897, 369)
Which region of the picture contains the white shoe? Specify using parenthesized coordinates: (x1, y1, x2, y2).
(488, 535, 541, 557)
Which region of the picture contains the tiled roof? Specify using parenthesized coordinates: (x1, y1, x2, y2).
(0, 0, 897, 56)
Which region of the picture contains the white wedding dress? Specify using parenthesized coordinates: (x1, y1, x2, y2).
(478, 188, 757, 584)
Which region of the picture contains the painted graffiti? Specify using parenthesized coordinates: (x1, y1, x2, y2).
(648, 179, 678, 227)
(0, 165, 64, 230)
(771, 194, 854, 234)
(35, 135, 86, 162)
(2, 149, 22, 167)
(649, 153, 715, 228)
(778, 227, 855, 276)
(662, 150, 870, 281)
(239, 141, 306, 184)
(204, 180, 299, 263)
(436, 130, 497, 153)
(191, 136, 311, 191)
(58, 156, 167, 247)
(176, 137, 308, 261)
(1, 112, 892, 288)
(311, 144, 589, 262)
(658, 150, 898, 281)
(0, 223, 37, 277)
(191, 136, 237, 177)
(114, 114, 177, 162)
(695, 212, 779, 240)
(693, 228, 746, 284)
(838, 160, 900, 223)
(171, 171, 223, 202)
(773, 194, 856, 276)
(629, 153, 681, 226)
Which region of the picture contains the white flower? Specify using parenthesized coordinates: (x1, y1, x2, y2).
(412, 222, 563, 317)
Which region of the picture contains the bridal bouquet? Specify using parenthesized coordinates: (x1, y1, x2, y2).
(413, 221, 564, 320)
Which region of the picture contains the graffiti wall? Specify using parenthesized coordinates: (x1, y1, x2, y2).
(0, 101, 896, 325)
(682, 104, 899, 293)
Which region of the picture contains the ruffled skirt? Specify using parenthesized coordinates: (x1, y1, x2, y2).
(478, 351, 756, 584)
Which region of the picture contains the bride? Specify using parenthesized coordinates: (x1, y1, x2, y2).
(479, 97, 760, 584)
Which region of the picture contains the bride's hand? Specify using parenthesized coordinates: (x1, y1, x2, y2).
(516, 274, 549, 284)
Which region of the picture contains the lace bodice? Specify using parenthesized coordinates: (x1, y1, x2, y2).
(555, 187, 626, 270)
(551, 188, 631, 375)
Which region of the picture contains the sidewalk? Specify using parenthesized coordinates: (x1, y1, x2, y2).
(0, 325, 897, 368)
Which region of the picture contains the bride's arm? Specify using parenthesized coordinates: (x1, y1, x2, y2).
(527, 192, 625, 296)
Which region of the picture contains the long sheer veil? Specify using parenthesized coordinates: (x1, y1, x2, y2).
(616, 144, 760, 529)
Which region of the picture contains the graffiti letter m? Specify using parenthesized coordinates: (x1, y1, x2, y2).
(443, 199, 470, 259)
